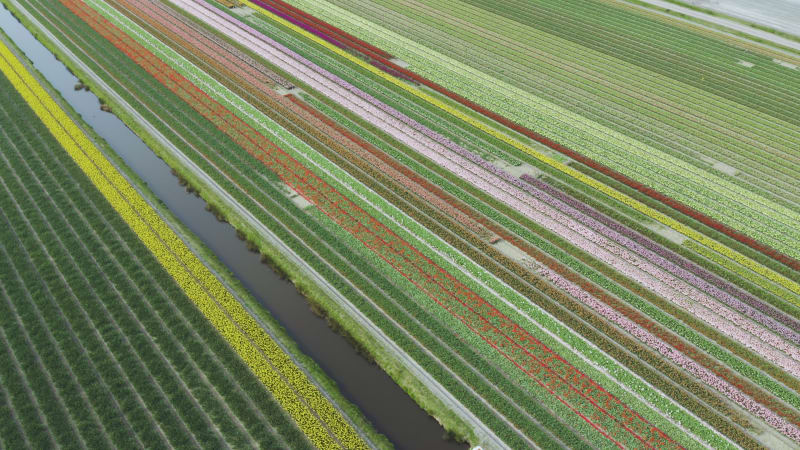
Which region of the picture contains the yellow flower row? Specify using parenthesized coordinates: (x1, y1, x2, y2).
(686, 240, 798, 305)
(243, 0, 800, 300)
(0, 39, 367, 450)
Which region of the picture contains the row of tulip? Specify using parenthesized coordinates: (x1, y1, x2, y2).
(279, 89, 742, 447)
(27, 3, 368, 448)
(504, 0, 800, 110)
(368, 10, 800, 206)
(73, 0, 800, 446)
(247, 7, 800, 368)
(14, 1, 578, 445)
(434, 140, 800, 377)
(253, 3, 800, 440)
(351, 0, 800, 193)
(607, 0, 800, 72)
(73, 2, 588, 446)
(276, 54, 752, 448)
(293, 160, 674, 449)
(364, 0, 800, 143)
(255, 0, 392, 59)
(516, 176, 800, 397)
(121, 0, 281, 93)
(382, 0, 800, 213)
(280, 3, 791, 232)
(284, 0, 800, 206)
(249, 1, 364, 63)
(244, 4, 800, 440)
(241, 2, 800, 442)
(248, 0, 415, 85)
(530, 259, 800, 440)
(163, 0, 294, 88)
(270, 0, 800, 278)
(335, 15, 800, 252)
(177, 4, 792, 442)
(520, 175, 800, 342)
(245, 15, 524, 171)
(276, 21, 800, 394)
(90, 0, 696, 442)
(284, 94, 491, 238)
(269, 99, 673, 447)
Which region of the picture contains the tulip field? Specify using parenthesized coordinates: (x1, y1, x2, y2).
(3, 0, 800, 448)
(0, 26, 371, 450)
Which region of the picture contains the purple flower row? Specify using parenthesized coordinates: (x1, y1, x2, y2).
(517, 173, 800, 348)
(522, 174, 800, 341)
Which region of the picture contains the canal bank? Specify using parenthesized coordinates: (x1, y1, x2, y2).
(0, 4, 471, 448)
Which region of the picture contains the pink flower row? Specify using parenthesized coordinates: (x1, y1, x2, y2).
(523, 175, 800, 342)
(535, 262, 800, 442)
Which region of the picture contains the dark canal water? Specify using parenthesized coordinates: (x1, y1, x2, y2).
(0, 5, 467, 449)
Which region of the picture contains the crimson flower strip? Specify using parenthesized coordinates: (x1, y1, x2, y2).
(286, 93, 800, 430)
(272, 1, 800, 272)
(167, 0, 800, 373)
(254, 0, 391, 59)
(248, 0, 416, 83)
(280, 101, 700, 447)
(62, 0, 678, 446)
(290, 79, 800, 435)
(253, 1, 352, 57)
(296, 172, 637, 448)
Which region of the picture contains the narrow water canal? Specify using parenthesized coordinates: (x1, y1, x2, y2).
(0, 6, 467, 449)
